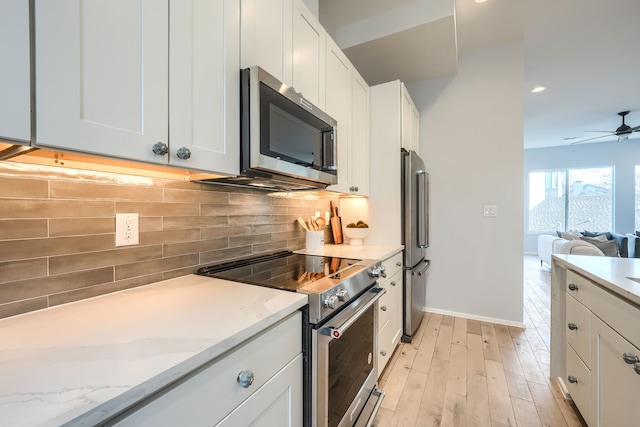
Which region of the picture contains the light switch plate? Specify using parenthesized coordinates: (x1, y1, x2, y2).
(483, 205, 498, 217)
(115, 213, 139, 246)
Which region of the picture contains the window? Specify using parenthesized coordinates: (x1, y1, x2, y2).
(529, 167, 613, 232)
(635, 165, 640, 231)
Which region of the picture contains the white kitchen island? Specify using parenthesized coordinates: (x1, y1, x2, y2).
(550, 254, 640, 426)
(0, 274, 307, 426)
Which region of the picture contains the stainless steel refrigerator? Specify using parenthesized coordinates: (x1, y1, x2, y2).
(401, 149, 431, 342)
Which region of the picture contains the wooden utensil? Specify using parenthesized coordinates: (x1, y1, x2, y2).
(315, 216, 326, 228)
(296, 217, 309, 231)
(329, 201, 343, 244)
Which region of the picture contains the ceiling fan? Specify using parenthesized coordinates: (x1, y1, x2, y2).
(571, 111, 640, 145)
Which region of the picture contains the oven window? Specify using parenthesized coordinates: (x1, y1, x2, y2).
(327, 305, 374, 427)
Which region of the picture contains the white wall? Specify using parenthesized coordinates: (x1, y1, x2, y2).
(407, 42, 524, 326)
(524, 140, 640, 253)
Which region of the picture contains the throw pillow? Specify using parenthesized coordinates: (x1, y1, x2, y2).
(559, 230, 582, 240)
(589, 234, 609, 242)
(583, 230, 612, 239)
(580, 236, 620, 257)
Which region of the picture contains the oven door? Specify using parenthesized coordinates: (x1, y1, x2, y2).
(312, 286, 386, 427)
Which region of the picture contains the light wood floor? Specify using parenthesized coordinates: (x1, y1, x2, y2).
(373, 255, 587, 427)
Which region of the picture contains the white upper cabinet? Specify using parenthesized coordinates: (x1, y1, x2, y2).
(292, 0, 325, 108)
(36, 0, 239, 175)
(401, 83, 420, 154)
(240, 0, 292, 84)
(169, 0, 239, 174)
(325, 37, 370, 196)
(0, 0, 31, 143)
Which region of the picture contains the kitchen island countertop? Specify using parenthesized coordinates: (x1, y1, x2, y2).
(552, 254, 640, 306)
(0, 274, 307, 426)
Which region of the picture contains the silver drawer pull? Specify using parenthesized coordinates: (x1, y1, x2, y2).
(396, 261, 402, 267)
(623, 352, 640, 364)
(567, 323, 578, 331)
(635, 363, 640, 375)
(567, 375, 578, 384)
(381, 305, 387, 312)
(568, 283, 578, 291)
(237, 370, 255, 388)
(390, 281, 397, 287)
(380, 350, 387, 357)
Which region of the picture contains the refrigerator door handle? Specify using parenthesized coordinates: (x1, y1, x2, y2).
(412, 259, 431, 276)
(416, 169, 428, 248)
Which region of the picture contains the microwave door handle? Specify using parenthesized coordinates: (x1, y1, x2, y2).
(326, 288, 386, 339)
(322, 127, 337, 170)
(417, 170, 428, 248)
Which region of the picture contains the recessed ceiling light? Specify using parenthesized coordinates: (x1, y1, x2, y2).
(475, 0, 488, 3)
(531, 86, 546, 93)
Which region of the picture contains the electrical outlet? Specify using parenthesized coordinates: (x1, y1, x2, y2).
(115, 213, 139, 247)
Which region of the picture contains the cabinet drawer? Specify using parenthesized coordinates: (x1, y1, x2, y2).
(107, 312, 302, 427)
(565, 343, 591, 424)
(566, 293, 591, 367)
(378, 316, 401, 375)
(566, 270, 592, 308)
(591, 283, 640, 349)
(381, 251, 403, 280)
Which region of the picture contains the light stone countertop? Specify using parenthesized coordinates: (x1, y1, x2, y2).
(552, 254, 640, 306)
(296, 243, 404, 261)
(0, 274, 308, 427)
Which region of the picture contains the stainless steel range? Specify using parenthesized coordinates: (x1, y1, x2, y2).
(197, 251, 386, 427)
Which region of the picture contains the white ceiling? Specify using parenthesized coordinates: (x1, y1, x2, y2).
(318, 0, 640, 149)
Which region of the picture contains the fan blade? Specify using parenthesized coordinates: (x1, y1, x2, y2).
(583, 130, 613, 133)
(631, 125, 640, 132)
(570, 133, 616, 144)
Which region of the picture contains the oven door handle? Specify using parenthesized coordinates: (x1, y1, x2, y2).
(325, 288, 386, 339)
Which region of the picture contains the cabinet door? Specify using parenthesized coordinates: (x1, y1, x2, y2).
(240, 0, 292, 84)
(35, 0, 169, 164)
(350, 70, 370, 196)
(292, 0, 325, 107)
(401, 83, 412, 152)
(410, 99, 420, 155)
(324, 37, 351, 194)
(216, 354, 303, 427)
(591, 315, 640, 426)
(169, 0, 239, 175)
(0, 0, 30, 143)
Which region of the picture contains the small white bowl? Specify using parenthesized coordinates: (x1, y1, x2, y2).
(343, 227, 369, 246)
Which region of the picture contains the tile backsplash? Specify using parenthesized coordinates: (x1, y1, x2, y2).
(0, 162, 336, 319)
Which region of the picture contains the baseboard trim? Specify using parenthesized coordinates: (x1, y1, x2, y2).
(422, 307, 526, 329)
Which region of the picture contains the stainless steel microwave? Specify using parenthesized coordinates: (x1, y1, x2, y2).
(234, 66, 338, 190)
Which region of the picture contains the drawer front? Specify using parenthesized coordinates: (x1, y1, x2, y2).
(566, 270, 592, 308)
(591, 283, 640, 349)
(566, 292, 591, 367)
(381, 251, 403, 282)
(107, 312, 302, 427)
(378, 316, 401, 375)
(565, 343, 591, 424)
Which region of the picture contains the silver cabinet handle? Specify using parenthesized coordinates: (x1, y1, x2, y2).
(623, 352, 640, 364)
(381, 305, 387, 311)
(567, 375, 578, 384)
(152, 142, 168, 156)
(568, 323, 578, 331)
(380, 350, 387, 357)
(635, 363, 640, 375)
(349, 186, 359, 192)
(568, 283, 578, 291)
(396, 261, 402, 267)
(176, 147, 191, 160)
(237, 370, 255, 388)
(390, 281, 397, 287)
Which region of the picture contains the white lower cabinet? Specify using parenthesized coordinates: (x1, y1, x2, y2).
(377, 251, 403, 375)
(561, 269, 640, 426)
(105, 312, 302, 427)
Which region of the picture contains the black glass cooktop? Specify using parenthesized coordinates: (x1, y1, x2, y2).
(197, 250, 362, 292)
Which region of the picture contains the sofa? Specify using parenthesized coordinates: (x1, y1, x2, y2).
(537, 230, 640, 267)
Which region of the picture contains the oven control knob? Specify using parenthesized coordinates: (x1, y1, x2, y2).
(336, 288, 348, 301)
(369, 265, 386, 278)
(324, 294, 339, 309)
